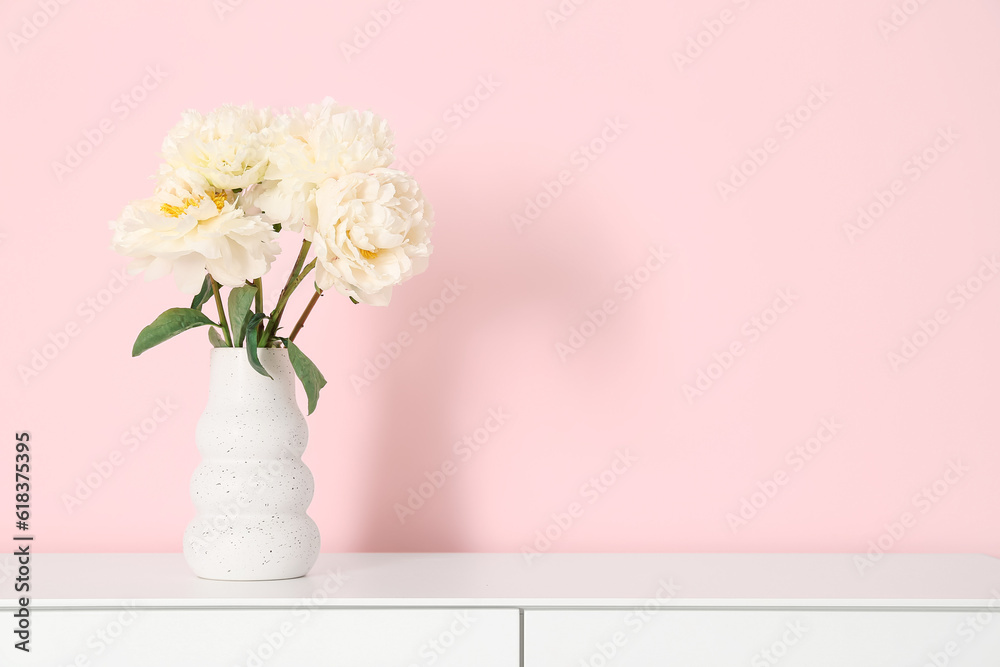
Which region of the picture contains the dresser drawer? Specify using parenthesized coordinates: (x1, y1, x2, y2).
(524, 609, 1000, 666)
(3, 608, 518, 667)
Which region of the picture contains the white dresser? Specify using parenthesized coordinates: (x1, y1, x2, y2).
(2, 553, 999, 666)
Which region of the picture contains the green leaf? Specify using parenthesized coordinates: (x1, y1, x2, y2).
(227, 285, 258, 347)
(349, 296, 359, 304)
(190, 275, 213, 311)
(279, 337, 327, 415)
(208, 327, 227, 348)
(132, 308, 218, 357)
(272, 223, 282, 233)
(244, 312, 272, 379)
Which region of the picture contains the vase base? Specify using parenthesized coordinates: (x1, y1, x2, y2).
(183, 514, 321, 581)
(190, 571, 310, 582)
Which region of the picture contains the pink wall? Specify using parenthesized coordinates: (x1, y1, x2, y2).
(3, 0, 1000, 557)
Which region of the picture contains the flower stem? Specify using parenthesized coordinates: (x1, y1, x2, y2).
(262, 240, 312, 345)
(264, 259, 315, 343)
(253, 278, 263, 314)
(289, 288, 323, 343)
(253, 277, 263, 338)
(211, 277, 233, 347)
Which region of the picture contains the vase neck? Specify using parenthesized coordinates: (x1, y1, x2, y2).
(207, 349, 297, 402)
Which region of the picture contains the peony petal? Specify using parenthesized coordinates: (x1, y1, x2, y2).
(173, 254, 209, 294)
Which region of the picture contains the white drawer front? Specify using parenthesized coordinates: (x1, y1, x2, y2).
(525, 609, 1000, 666)
(3, 608, 518, 667)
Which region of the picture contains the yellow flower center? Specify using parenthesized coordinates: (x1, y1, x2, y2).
(160, 196, 203, 218)
(358, 248, 379, 260)
(209, 190, 228, 212)
(159, 191, 227, 218)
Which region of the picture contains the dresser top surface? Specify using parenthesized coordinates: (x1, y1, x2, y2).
(5, 553, 1000, 609)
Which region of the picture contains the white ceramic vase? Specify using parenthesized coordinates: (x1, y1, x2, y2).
(183, 348, 320, 580)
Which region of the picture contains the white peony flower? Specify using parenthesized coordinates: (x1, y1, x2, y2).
(269, 97, 394, 182)
(247, 98, 395, 234)
(312, 169, 432, 306)
(160, 104, 275, 191)
(111, 172, 280, 294)
(241, 178, 318, 236)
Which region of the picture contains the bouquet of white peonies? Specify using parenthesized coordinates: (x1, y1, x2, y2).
(110, 99, 434, 413)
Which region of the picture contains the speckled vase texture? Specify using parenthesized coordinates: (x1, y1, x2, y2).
(183, 348, 320, 581)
